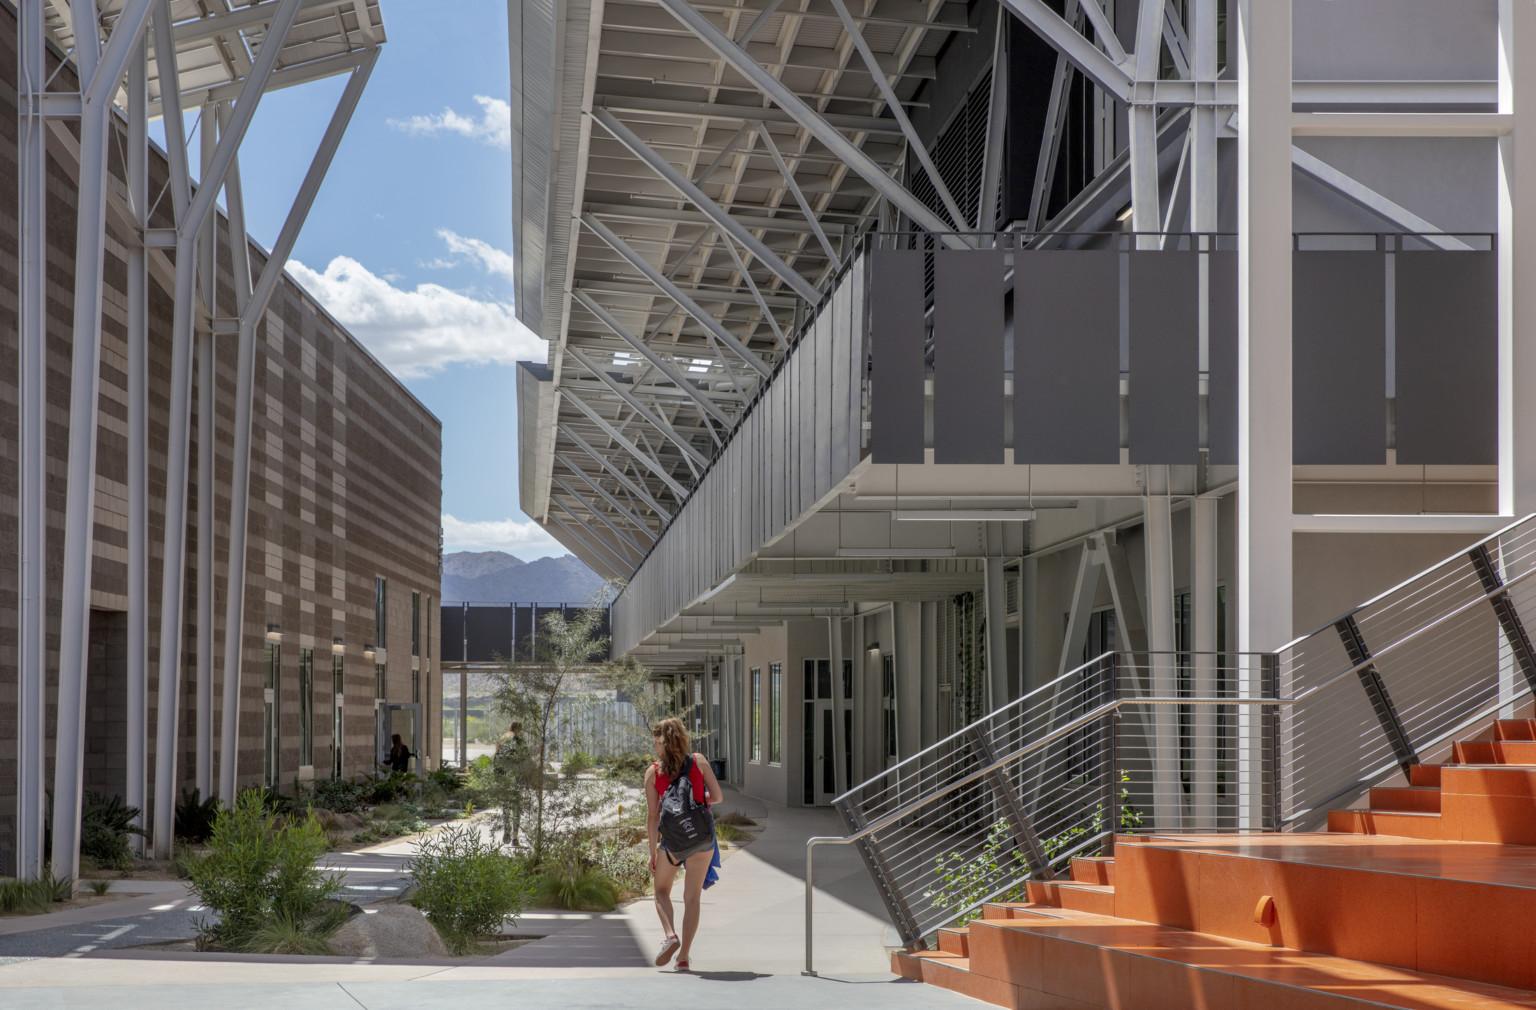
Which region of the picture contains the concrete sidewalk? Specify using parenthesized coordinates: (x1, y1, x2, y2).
(0, 795, 982, 1008)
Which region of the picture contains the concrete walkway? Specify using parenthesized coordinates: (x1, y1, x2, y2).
(0, 793, 984, 1009)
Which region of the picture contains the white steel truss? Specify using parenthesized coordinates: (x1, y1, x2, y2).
(16, 0, 383, 880)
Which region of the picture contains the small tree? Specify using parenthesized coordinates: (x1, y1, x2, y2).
(490, 598, 610, 865)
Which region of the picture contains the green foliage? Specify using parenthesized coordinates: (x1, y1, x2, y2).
(561, 749, 595, 777)
(592, 838, 651, 897)
(86, 879, 112, 896)
(176, 787, 223, 843)
(426, 768, 465, 794)
(236, 909, 349, 955)
(0, 875, 67, 915)
(406, 825, 533, 954)
(715, 823, 754, 844)
(533, 854, 621, 912)
(81, 792, 146, 872)
(365, 771, 420, 805)
(924, 820, 1022, 926)
(307, 777, 367, 814)
(715, 810, 756, 828)
(181, 789, 345, 952)
(1041, 772, 1143, 861)
(604, 752, 654, 784)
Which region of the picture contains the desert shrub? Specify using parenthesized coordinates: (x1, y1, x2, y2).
(81, 793, 144, 871)
(407, 825, 532, 954)
(561, 750, 594, 777)
(365, 771, 419, 805)
(532, 842, 621, 911)
(604, 752, 653, 783)
(715, 810, 756, 828)
(182, 789, 345, 952)
(426, 768, 465, 794)
(176, 787, 222, 843)
(592, 838, 650, 897)
(0, 875, 64, 915)
(86, 879, 112, 896)
(309, 777, 367, 814)
(715, 823, 753, 844)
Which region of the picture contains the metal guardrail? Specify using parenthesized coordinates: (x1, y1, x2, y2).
(804, 513, 1536, 976)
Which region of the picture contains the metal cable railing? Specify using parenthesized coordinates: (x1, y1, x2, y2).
(804, 513, 1536, 975)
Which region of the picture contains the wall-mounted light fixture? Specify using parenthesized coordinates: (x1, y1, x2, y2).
(266, 623, 283, 642)
(332, 637, 345, 654)
(363, 642, 376, 659)
(867, 643, 882, 655)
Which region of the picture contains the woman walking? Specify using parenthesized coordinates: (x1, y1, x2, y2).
(646, 717, 723, 972)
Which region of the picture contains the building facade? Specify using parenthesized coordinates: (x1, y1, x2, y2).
(512, 1, 1532, 807)
(2, 0, 442, 877)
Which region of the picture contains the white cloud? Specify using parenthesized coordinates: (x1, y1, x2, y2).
(388, 95, 511, 149)
(438, 229, 516, 283)
(442, 514, 566, 558)
(287, 252, 545, 378)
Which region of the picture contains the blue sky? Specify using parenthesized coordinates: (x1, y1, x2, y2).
(186, 0, 561, 560)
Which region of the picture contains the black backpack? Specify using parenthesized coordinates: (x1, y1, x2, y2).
(658, 755, 714, 853)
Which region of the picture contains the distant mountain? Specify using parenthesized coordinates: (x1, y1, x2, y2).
(442, 551, 609, 604)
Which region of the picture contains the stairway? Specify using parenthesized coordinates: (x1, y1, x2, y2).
(894, 718, 1536, 1009)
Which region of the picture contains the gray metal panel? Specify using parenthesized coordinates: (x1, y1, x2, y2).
(1015, 251, 1121, 464)
(1207, 252, 1239, 465)
(796, 335, 812, 514)
(1129, 252, 1200, 464)
(933, 249, 1006, 463)
(1395, 251, 1497, 465)
(869, 249, 927, 463)
(818, 286, 839, 496)
(1294, 251, 1386, 465)
(840, 253, 864, 474)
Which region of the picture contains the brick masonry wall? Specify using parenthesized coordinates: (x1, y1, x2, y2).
(0, 9, 443, 873)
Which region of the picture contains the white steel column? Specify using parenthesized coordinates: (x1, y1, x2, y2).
(53, 0, 158, 883)
(155, 0, 307, 853)
(983, 556, 1010, 710)
(1500, 2, 1536, 517)
(16, 0, 48, 881)
(1236, 0, 1292, 829)
(125, 35, 150, 855)
(1191, 496, 1219, 828)
(1144, 491, 1180, 829)
(1130, 0, 1167, 248)
(1190, 0, 1219, 235)
(827, 616, 847, 796)
(195, 106, 218, 799)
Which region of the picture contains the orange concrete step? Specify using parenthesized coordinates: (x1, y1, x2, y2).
(1327, 807, 1445, 839)
(1025, 879, 1116, 916)
(1368, 785, 1443, 813)
(1494, 740, 1536, 764)
(1455, 740, 1499, 764)
(1441, 765, 1536, 844)
(1109, 832, 1536, 991)
(902, 905, 1536, 1010)
(1411, 764, 1443, 787)
(936, 925, 969, 956)
(1495, 719, 1536, 741)
(1070, 855, 1115, 885)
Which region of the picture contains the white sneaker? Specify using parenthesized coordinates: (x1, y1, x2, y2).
(655, 935, 680, 966)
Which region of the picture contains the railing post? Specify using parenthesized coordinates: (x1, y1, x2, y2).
(966, 725, 1052, 880)
(835, 798, 924, 946)
(1101, 654, 1120, 856)
(1334, 615, 1419, 777)
(1261, 654, 1283, 831)
(1468, 543, 1536, 695)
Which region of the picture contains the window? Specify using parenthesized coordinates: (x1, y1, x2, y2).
(412, 591, 421, 657)
(376, 663, 386, 701)
(299, 648, 314, 767)
(412, 666, 421, 705)
(768, 662, 782, 764)
(424, 596, 431, 659)
(332, 653, 344, 778)
(263, 644, 280, 788)
(374, 577, 387, 650)
(750, 667, 762, 763)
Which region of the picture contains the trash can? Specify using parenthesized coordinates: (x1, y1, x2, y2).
(711, 758, 727, 782)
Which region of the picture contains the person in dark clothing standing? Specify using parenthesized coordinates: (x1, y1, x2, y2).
(387, 733, 413, 773)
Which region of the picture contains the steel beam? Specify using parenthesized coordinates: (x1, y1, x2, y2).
(218, 49, 377, 803)
(592, 109, 820, 302)
(755, 126, 839, 265)
(125, 33, 149, 856)
(1077, 0, 1128, 66)
(553, 483, 648, 559)
(1291, 145, 1472, 251)
(582, 214, 771, 377)
(978, 9, 1009, 231)
(570, 289, 735, 427)
(555, 451, 655, 534)
(551, 499, 640, 574)
(716, 233, 787, 347)
(999, 0, 1133, 100)
(567, 346, 710, 467)
(1130, 0, 1167, 248)
(652, 0, 963, 244)
(593, 95, 906, 135)
(564, 390, 692, 499)
(548, 515, 627, 581)
(562, 424, 674, 520)
(1028, 1, 1081, 231)
(16, 0, 47, 882)
(195, 106, 218, 800)
(53, 0, 159, 885)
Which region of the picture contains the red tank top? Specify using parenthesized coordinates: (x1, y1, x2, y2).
(653, 756, 706, 803)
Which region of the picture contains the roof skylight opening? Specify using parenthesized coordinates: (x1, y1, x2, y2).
(612, 350, 638, 367)
(688, 358, 711, 373)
